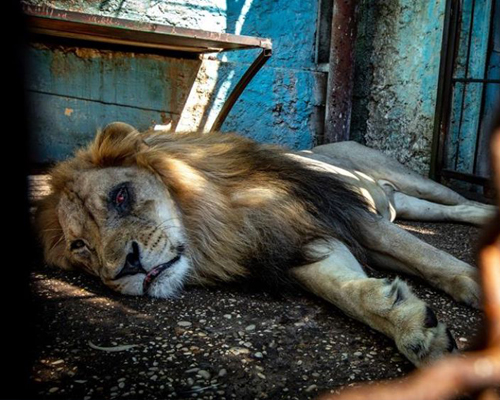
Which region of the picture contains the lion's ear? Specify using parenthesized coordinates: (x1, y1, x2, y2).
(35, 193, 72, 270)
(98, 122, 137, 144)
(89, 122, 144, 167)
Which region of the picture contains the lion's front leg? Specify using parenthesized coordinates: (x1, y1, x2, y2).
(290, 240, 457, 367)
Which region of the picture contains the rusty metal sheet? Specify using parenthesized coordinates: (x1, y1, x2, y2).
(24, 5, 272, 53)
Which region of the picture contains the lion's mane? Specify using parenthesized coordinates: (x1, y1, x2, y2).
(37, 127, 372, 288)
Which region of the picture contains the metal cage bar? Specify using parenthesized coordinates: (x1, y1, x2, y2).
(431, 0, 498, 191)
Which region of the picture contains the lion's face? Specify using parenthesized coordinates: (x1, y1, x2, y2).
(50, 164, 190, 298)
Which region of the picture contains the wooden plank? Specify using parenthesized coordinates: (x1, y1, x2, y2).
(28, 92, 176, 164)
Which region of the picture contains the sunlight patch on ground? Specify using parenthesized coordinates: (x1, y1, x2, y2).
(396, 222, 437, 236)
(32, 273, 151, 318)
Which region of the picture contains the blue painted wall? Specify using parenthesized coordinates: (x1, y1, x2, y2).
(351, 1, 447, 175)
(26, 0, 484, 178)
(445, 0, 500, 179)
(23, 0, 324, 163)
(214, 0, 323, 148)
(26, 44, 201, 162)
(445, 0, 494, 175)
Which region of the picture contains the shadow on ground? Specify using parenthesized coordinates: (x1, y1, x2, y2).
(29, 221, 484, 400)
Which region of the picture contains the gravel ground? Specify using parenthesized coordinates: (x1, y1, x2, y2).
(28, 220, 484, 400)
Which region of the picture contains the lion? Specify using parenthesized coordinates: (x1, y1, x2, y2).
(36, 122, 497, 367)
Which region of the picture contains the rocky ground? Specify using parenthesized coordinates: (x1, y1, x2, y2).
(28, 220, 484, 400)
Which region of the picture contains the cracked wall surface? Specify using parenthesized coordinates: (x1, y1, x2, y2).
(351, 0, 446, 175)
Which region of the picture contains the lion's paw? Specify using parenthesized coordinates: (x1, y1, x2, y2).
(395, 305, 457, 367)
(449, 274, 482, 309)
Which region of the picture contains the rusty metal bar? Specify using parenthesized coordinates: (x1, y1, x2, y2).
(23, 5, 272, 140)
(453, 78, 500, 83)
(24, 5, 272, 53)
(441, 168, 492, 185)
(210, 48, 272, 132)
(454, 0, 478, 170)
(323, 0, 359, 143)
(430, 0, 461, 181)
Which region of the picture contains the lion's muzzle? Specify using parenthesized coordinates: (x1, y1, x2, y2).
(115, 241, 146, 279)
(142, 254, 182, 294)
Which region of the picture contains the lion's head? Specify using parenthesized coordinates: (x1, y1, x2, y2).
(36, 122, 191, 298)
(37, 122, 370, 298)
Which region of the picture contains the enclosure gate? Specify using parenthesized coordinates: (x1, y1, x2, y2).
(432, 0, 500, 195)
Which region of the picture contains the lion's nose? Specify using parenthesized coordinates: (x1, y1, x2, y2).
(115, 241, 146, 279)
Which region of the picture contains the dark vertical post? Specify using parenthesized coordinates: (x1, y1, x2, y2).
(430, 0, 460, 181)
(324, 0, 359, 143)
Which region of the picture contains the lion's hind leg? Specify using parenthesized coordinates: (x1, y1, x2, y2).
(359, 217, 481, 308)
(291, 240, 457, 367)
(392, 191, 496, 226)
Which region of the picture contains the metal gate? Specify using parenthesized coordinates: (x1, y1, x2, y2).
(432, 0, 500, 196)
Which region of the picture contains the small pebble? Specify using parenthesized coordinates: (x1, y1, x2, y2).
(306, 385, 318, 393)
(186, 368, 200, 374)
(177, 321, 192, 327)
(197, 370, 211, 380)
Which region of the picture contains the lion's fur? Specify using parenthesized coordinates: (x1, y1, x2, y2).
(36, 122, 498, 365)
(37, 124, 372, 288)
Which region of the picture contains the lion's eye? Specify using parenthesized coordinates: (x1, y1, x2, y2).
(109, 183, 133, 215)
(115, 187, 128, 206)
(70, 240, 86, 251)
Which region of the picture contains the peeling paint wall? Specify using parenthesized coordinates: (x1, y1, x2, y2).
(351, 1, 446, 175)
(24, 0, 452, 172)
(24, 0, 228, 31)
(26, 42, 201, 162)
(23, 0, 324, 163)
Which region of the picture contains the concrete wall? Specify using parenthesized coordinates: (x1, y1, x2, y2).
(351, 0, 446, 175)
(23, 0, 324, 163)
(24, 0, 458, 176)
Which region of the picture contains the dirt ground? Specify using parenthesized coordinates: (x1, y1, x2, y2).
(28, 220, 484, 400)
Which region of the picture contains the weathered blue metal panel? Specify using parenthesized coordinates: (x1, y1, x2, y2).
(28, 92, 176, 163)
(26, 43, 201, 163)
(446, 0, 494, 174)
(476, 0, 500, 177)
(24, 0, 323, 163)
(456, 0, 492, 173)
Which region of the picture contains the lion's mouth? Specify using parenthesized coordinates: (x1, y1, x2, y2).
(142, 255, 181, 294)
